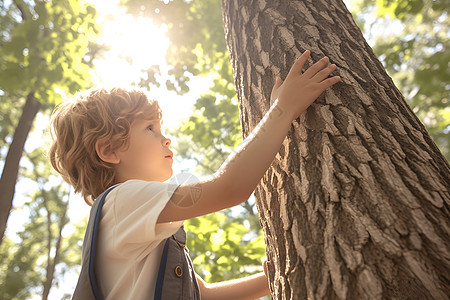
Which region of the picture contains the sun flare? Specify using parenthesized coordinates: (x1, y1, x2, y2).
(89, 1, 169, 87)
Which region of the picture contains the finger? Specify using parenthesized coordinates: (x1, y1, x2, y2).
(285, 50, 310, 80)
(271, 77, 283, 93)
(303, 56, 330, 79)
(318, 76, 341, 90)
(312, 64, 337, 82)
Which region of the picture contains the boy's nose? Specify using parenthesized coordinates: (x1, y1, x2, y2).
(163, 137, 171, 147)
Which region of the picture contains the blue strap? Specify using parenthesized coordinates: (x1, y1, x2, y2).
(186, 250, 201, 297)
(89, 185, 119, 300)
(154, 237, 171, 300)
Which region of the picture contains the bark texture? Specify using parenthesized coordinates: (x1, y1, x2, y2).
(221, 1, 450, 299)
(0, 93, 40, 243)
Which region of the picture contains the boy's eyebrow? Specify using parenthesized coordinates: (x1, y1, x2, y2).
(143, 119, 161, 126)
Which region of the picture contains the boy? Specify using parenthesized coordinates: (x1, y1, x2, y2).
(48, 50, 340, 299)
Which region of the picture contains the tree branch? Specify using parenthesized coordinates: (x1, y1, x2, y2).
(13, 0, 27, 21)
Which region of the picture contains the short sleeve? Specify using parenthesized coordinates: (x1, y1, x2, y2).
(106, 179, 183, 256)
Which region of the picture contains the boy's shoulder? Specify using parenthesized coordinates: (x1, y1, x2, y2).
(113, 179, 176, 192)
(105, 179, 178, 208)
(116, 179, 157, 188)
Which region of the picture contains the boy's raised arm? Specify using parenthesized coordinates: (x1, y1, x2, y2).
(157, 50, 340, 223)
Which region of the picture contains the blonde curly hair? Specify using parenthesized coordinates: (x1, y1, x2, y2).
(48, 87, 162, 205)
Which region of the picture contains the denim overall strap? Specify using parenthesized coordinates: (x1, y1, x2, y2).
(154, 238, 170, 300)
(89, 186, 119, 299)
(72, 185, 119, 300)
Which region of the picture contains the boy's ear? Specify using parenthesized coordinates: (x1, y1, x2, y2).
(95, 139, 120, 164)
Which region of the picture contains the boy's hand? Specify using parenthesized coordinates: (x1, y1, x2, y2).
(271, 50, 341, 120)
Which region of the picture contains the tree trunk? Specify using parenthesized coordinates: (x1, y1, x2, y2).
(0, 93, 40, 243)
(42, 195, 54, 300)
(221, 1, 450, 299)
(42, 195, 68, 300)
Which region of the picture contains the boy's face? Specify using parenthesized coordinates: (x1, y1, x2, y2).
(114, 117, 173, 183)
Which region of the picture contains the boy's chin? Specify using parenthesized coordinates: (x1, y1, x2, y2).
(162, 169, 174, 182)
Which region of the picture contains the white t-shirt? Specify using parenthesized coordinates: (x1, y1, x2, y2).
(94, 179, 184, 299)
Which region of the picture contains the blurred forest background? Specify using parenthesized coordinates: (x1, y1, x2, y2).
(0, 0, 448, 298)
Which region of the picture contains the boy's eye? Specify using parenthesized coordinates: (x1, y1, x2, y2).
(147, 126, 154, 131)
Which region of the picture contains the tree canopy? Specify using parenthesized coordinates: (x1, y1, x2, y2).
(352, 0, 449, 159)
(0, 0, 98, 107)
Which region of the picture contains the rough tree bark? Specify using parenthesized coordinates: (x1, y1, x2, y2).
(0, 93, 40, 243)
(221, 1, 450, 299)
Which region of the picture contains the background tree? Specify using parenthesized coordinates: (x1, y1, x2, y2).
(0, 0, 99, 243)
(351, 0, 449, 159)
(0, 149, 86, 299)
(221, 0, 449, 299)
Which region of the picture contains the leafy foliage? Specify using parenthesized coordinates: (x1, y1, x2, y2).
(351, 0, 450, 160)
(122, 0, 229, 95)
(0, 0, 98, 107)
(0, 0, 100, 161)
(185, 210, 266, 282)
(0, 92, 24, 154)
(167, 93, 241, 175)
